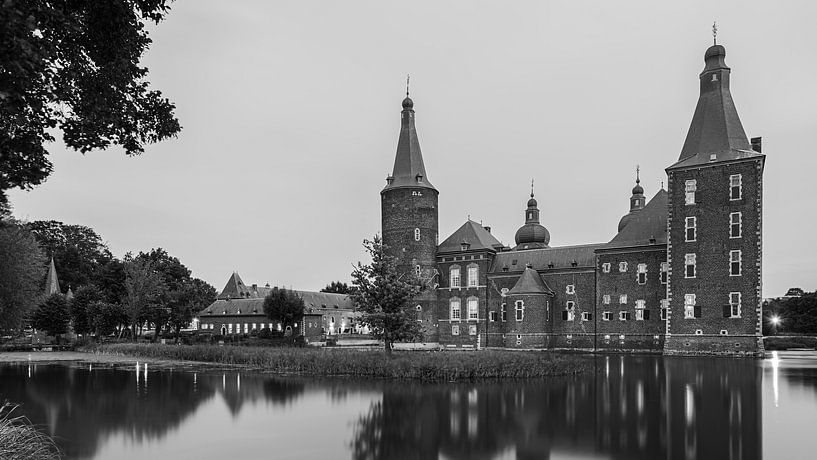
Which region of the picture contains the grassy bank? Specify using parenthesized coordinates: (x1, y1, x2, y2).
(0, 403, 60, 460)
(85, 343, 588, 380)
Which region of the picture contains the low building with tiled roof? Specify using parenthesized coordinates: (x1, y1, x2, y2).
(377, 38, 765, 356)
(198, 272, 359, 340)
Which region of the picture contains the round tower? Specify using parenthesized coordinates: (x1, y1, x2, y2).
(618, 167, 646, 232)
(381, 94, 439, 280)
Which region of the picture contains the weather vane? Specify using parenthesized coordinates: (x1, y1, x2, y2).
(406, 74, 410, 97)
(530, 178, 535, 197)
(636, 165, 640, 184)
(712, 21, 718, 45)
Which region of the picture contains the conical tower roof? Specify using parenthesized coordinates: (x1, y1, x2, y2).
(44, 257, 60, 296)
(218, 272, 251, 299)
(507, 266, 553, 296)
(382, 93, 436, 192)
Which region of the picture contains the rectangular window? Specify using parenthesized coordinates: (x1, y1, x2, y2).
(467, 298, 478, 320)
(467, 266, 478, 287)
(450, 298, 461, 320)
(566, 301, 575, 321)
(501, 303, 507, 322)
(685, 253, 696, 278)
(244, 323, 249, 333)
(566, 284, 576, 294)
(450, 267, 461, 287)
(729, 292, 742, 318)
(515, 301, 525, 321)
(660, 262, 668, 284)
(468, 325, 477, 335)
(602, 262, 611, 273)
(619, 311, 629, 321)
(660, 299, 668, 320)
(452, 325, 460, 336)
(489, 311, 497, 322)
(685, 179, 697, 205)
(637, 263, 647, 285)
(602, 294, 611, 305)
(730, 250, 742, 276)
(685, 216, 697, 242)
(635, 300, 646, 320)
(730, 212, 742, 238)
(684, 294, 697, 319)
(581, 311, 591, 321)
(730, 174, 742, 200)
(619, 294, 628, 304)
(602, 311, 612, 321)
(619, 261, 628, 272)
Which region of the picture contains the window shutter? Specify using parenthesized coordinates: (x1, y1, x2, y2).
(694, 305, 702, 318)
(722, 305, 731, 318)
(644, 309, 650, 320)
(588, 313, 593, 321)
(562, 311, 568, 320)
(625, 312, 631, 320)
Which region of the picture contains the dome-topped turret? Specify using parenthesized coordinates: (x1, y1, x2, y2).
(618, 167, 646, 232)
(514, 186, 550, 249)
(402, 96, 414, 109)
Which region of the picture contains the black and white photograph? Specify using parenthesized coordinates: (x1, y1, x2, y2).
(1, 1, 816, 459)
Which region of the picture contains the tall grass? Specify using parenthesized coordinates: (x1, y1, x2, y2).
(88, 343, 588, 381)
(0, 403, 61, 460)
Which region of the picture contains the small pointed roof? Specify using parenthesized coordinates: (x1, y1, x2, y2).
(44, 257, 60, 296)
(438, 220, 503, 254)
(507, 266, 553, 296)
(65, 286, 74, 300)
(671, 43, 761, 169)
(382, 94, 436, 192)
(606, 190, 668, 248)
(218, 272, 252, 300)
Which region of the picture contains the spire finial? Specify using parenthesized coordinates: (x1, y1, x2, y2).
(406, 74, 410, 97)
(530, 178, 535, 198)
(712, 21, 718, 45)
(636, 165, 640, 184)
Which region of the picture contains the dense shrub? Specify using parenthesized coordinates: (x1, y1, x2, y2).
(85, 344, 589, 381)
(764, 336, 817, 350)
(0, 403, 60, 459)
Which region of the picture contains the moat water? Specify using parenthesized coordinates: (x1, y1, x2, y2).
(1, 351, 815, 459)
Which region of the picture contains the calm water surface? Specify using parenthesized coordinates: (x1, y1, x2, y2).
(1, 352, 815, 459)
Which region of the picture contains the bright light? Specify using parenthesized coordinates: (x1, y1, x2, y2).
(771, 315, 781, 325)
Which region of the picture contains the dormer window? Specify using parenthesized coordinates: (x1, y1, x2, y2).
(386, 175, 394, 185)
(415, 174, 423, 183)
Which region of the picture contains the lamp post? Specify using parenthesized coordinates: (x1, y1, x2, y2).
(770, 315, 781, 336)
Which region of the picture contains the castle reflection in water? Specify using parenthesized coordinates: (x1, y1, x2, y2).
(0, 355, 796, 459)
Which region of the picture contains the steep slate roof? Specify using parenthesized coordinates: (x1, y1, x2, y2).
(382, 97, 436, 192)
(44, 257, 60, 296)
(200, 291, 354, 316)
(670, 44, 762, 170)
(438, 220, 504, 254)
(605, 190, 668, 249)
(490, 243, 605, 273)
(507, 267, 553, 295)
(218, 272, 251, 299)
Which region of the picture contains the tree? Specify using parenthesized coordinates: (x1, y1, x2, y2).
(31, 293, 70, 337)
(69, 285, 101, 336)
(0, 224, 46, 331)
(27, 220, 113, 292)
(349, 236, 423, 354)
(263, 287, 305, 333)
(1, 0, 181, 205)
(321, 281, 351, 294)
(785, 287, 805, 297)
(88, 301, 129, 337)
(123, 254, 165, 340)
(167, 278, 217, 341)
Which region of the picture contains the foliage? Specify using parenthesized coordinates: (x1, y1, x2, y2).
(123, 254, 166, 340)
(785, 287, 805, 297)
(95, 258, 127, 304)
(263, 287, 305, 331)
(27, 220, 113, 292)
(31, 293, 70, 336)
(69, 285, 101, 336)
(350, 236, 423, 353)
(0, 403, 60, 460)
(0, 224, 46, 330)
(88, 344, 589, 381)
(321, 281, 351, 294)
(0, 0, 180, 205)
(763, 336, 817, 351)
(89, 301, 130, 338)
(763, 291, 817, 335)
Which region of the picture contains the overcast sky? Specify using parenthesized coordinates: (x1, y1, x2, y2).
(9, 0, 816, 297)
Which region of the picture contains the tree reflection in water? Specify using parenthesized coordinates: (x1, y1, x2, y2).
(351, 356, 764, 460)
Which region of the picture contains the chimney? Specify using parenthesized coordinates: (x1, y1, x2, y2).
(252, 284, 258, 292)
(750, 137, 762, 153)
(483, 226, 491, 234)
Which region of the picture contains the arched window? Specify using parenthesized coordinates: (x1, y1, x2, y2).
(416, 305, 423, 322)
(467, 297, 479, 320)
(414, 228, 421, 241)
(450, 298, 461, 320)
(450, 265, 461, 287)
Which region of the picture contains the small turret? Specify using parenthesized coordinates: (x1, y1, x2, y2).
(618, 167, 646, 232)
(514, 181, 550, 250)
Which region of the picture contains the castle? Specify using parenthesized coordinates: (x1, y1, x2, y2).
(380, 41, 765, 356)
